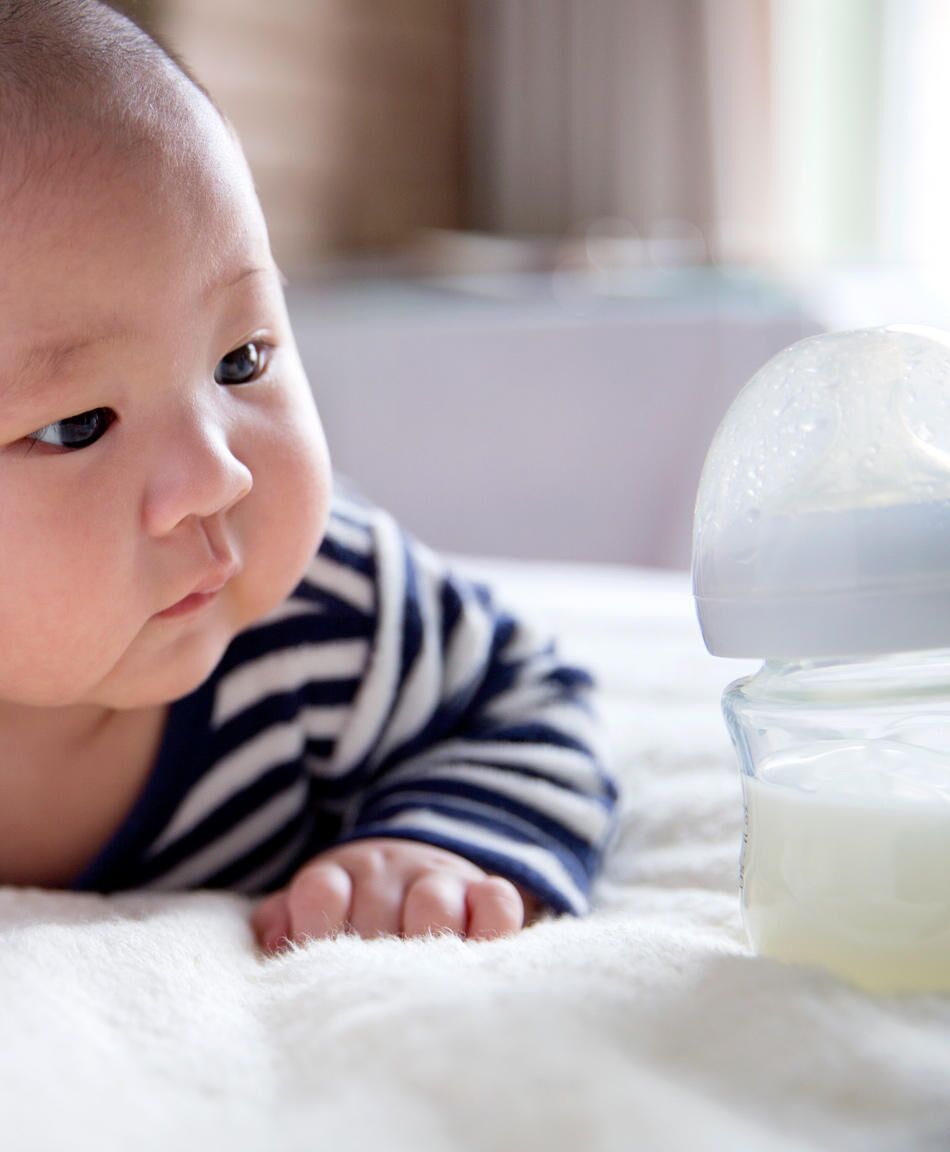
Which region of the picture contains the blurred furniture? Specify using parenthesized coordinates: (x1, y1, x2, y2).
(142, 0, 774, 269)
(466, 0, 772, 264)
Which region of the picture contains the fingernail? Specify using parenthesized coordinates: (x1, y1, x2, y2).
(264, 927, 287, 953)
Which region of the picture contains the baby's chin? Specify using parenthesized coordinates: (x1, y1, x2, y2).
(74, 600, 247, 712)
(105, 569, 312, 710)
(97, 627, 238, 711)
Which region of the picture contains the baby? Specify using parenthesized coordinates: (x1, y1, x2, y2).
(0, 0, 618, 952)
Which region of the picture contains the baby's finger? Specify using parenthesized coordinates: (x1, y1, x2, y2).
(402, 872, 468, 938)
(251, 889, 291, 953)
(286, 861, 353, 942)
(347, 861, 405, 939)
(466, 876, 525, 941)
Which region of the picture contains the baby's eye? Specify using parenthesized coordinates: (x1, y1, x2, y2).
(26, 408, 116, 451)
(214, 341, 269, 386)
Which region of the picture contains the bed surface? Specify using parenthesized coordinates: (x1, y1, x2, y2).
(2, 561, 949, 1151)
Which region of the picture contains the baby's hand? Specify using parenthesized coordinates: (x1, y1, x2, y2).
(250, 838, 541, 953)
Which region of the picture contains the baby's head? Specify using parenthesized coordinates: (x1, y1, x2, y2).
(0, 1, 332, 713)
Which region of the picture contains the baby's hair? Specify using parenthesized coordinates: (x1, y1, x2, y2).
(0, 0, 222, 201)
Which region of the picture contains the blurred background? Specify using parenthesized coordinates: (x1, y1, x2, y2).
(113, 0, 950, 570)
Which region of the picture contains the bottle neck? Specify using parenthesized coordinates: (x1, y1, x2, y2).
(749, 647, 950, 702)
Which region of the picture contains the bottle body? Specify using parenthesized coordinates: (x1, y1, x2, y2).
(723, 649, 950, 992)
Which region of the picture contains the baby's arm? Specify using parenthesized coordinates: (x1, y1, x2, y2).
(251, 502, 617, 949)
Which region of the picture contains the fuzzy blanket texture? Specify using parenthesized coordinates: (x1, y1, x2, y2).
(2, 561, 949, 1152)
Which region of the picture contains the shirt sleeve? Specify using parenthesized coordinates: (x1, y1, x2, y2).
(323, 498, 620, 915)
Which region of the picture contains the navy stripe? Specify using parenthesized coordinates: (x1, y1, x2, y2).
(317, 532, 376, 581)
(543, 665, 594, 692)
(398, 538, 424, 686)
(290, 580, 365, 622)
(376, 748, 614, 802)
(459, 719, 595, 756)
(439, 578, 464, 652)
(220, 612, 374, 672)
(303, 756, 375, 798)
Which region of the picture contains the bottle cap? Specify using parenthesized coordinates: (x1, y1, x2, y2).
(692, 326, 950, 658)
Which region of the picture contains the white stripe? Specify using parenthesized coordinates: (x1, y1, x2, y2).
(481, 681, 573, 725)
(145, 779, 310, 891)
(213, 640, 368, 727)
(442, 584, 494, 701)
(324, 513, 373, 555)
(368, 546, 444, 767)
(524, 700, 609, 764)
(366, 764, 611, 845)
(483, 695, 602, 752)
(269, 598, 327, 622)
(501, 647, 561, 685)
(329, 509, 405, 775)
(329, 494, 375, 529)
(304, 553, 374, 613)
(359, 808, 587, 913)
(380, 738, 607, 794)
(298, 704, 350, 740)
(148, 722, 306, 854)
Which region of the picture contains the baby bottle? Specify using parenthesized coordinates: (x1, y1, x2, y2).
(692, 325, 950, 993)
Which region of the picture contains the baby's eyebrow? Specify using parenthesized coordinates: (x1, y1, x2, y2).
(1, 265, 280, 406)
(1, 325, 129, 408)
(203, 263, 277, 300)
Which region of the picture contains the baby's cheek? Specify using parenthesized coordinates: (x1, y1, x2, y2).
(238, 399, 332, 615)
(0, 571, 128, 706)
(0, 485, 137, 704)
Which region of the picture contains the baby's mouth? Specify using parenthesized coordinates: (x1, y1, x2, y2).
(155, 589, 223, 619)
(155, 562, 239, 619)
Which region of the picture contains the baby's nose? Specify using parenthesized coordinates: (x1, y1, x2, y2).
(142, 422, 253, 536)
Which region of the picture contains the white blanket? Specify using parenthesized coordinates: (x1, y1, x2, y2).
(2, 562, 949, 1152)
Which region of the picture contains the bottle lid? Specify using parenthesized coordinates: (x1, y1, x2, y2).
(692, 326, 950, 658)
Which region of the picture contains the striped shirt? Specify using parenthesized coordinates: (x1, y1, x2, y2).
(73, 495, 619, 914)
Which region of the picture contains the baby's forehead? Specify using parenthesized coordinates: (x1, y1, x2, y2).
(2, 137, 250, 319)
(0, 0, 226, 210)
(5, 63, 246, 254)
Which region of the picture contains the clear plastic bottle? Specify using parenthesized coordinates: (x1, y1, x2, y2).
(723, 649, 950, 992)
(692, 325, 950, 992)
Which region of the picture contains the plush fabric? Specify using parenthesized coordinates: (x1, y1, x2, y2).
(2, 561, 948, 1152)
